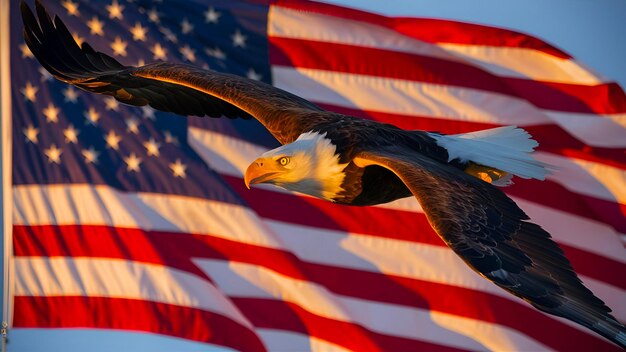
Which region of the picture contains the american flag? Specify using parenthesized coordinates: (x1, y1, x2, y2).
(8, 0, 626, 351)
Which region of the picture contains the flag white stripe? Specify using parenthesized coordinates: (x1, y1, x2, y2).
(13, 179, 626, 269)
(14, 255, 553, 351)
(438, 43, 605, 85)
(13, 257, 253, 329)
(264, 219, 626, 321)
(272, 66, 550, 125)
(535, 151, 626, 205)
(545, 111, 626, 148)
(12, 184, 626, 321)
(12, 184, 282, 249)
(188, 127, 626, 261)
(269, 5, 605, 85)
(257, 329, 352, 352)
(269, 4, 466, 65)
(271, 66, 626, 147)
(195, 259, 554, 352)
(512, 197, 625, 266)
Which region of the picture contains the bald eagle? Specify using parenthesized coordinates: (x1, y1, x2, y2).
(22, 1, 626, 347)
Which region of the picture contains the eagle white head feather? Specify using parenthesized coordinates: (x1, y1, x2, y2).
(244, 131, 348, 201)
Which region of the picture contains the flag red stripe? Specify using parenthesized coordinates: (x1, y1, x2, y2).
(314, 103, 626, 170)
(307, 265, 620, 352)
(13, 295, 466, 352)
(224, 174, 626, 247)
(272, 0, 570, 58)
(226, 181, 626, 288)
(14, 223, 626, 337)
(223, 179, 454, 246)
(562, 245, 626, 290)
(270, 37, 626, 114)
(505, 180, 626, 235)
(233, 298, 470, 352)
(505, 78, 626, 115)
(15, 270, 619, 351)
(13, 296, 266, 352)
(13, 225, 309, 282)
(15, 224, 624, 294)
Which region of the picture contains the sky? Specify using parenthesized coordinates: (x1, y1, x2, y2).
(8, 0, 626, 351)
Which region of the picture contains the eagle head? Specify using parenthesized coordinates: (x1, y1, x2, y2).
(244, 131, 348, 201)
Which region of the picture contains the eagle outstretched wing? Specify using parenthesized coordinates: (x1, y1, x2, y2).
(21, 0, 329, 144)
(354, 146, 626, 348)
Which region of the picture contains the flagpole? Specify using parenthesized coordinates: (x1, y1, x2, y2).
(0, 0, 14, 350)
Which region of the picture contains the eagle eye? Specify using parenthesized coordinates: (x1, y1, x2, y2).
(278, 157, 290, 166)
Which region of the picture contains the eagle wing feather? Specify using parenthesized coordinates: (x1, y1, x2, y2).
(354, 146, 626, 347)
(21, 0, 330, 144)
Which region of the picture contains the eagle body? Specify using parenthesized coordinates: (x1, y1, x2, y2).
(21, 1, 626, 348)
(288, 120, 450, 205)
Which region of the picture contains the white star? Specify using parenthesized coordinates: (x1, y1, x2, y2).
(143, 138, 161, 157)
(126, 117, 140, 134)
(44, 144, 62, 164)
(141, 106, 156, 120)
(105, 130, 121, 150)
(205, 47, 226, 60)
(246, 68, 262, 81)
(159, 27, 178, 43)
(43, 103, 60, 123)
(62, 0, 80, 16)
(110, 37, 127, 57)
(106, 0, 124, 20)
(164, 131, 179, 145)
(23, 125, 39, 144)
(204, 7, 221, 23)
(151, 43, 167, 60)
(63, 125, 80, 144)
(169, 159, 187, 178)
(180, 18, 194, 35)
(82, 147, 100, 164)
(130, 22, 148, 42)
(87, 17, 105, 36)
(39, 67, 53, 82)
(21, 82, 38, 102)
(123, 153, 142, 172)
(231, 29, 247, 48)
(20, 43, 34, 59)
(104, 96, 120, 111)
(84, 107, 100, 125)
(179, 45, 196, 62)
(63, 86, 79, 103)
(147, 8, 160, 23)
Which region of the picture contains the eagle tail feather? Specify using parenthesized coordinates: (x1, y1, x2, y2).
(429, 126, 550, 181)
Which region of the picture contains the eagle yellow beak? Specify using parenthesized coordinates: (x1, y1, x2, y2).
(244, 157, 282, 189)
